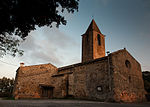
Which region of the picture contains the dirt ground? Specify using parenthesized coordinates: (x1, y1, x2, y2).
(0, 99, 150, 107)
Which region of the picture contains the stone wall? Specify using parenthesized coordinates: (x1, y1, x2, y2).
(82, 31, 105, 62)
(13, 64, 57, 99)
(93, 31, 105, 60)
(13, 49, 146, 102)
(82, 31, 93, 62)
(51, 74, 69, 98)
(54, 57, 111, 101)
(110, 49, 146, 102)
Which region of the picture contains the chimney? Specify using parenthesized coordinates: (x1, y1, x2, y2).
(20, 62, 24, 67)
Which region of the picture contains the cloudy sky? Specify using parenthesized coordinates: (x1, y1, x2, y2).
(0, 0, 150, 78)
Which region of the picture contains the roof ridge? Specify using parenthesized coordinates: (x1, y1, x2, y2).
(21, 63, 57, 68)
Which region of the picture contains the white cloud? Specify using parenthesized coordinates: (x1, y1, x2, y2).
(19, 25, 80, 66)
(0, 25, 81, 78)
(0, 55, 19, 78)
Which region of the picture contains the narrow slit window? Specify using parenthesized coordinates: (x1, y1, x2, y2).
(97, 34, 101, 45)
(86, 34, 89, 42)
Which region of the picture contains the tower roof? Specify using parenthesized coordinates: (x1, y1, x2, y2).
(85, 19, 101, 34)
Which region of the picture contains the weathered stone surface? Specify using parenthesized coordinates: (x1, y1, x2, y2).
(82, 19, 105, 62)
(13, 19, 146, 103)
(110, 49, 146, 102)
(13, 63, 57, 99)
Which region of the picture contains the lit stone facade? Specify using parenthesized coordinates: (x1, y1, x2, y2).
(13, 20, 146, 102)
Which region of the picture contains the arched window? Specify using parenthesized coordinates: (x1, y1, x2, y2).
(125, 60, 131, 69)
(97, 34, 101, 45)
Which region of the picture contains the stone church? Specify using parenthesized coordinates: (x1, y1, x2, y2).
(13, 19, 146, 102)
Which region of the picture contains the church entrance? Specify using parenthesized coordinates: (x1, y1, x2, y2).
(41, 88, 53, 98)
(39, 84, 54, 99)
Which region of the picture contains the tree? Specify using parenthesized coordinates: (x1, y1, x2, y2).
(0, 77, 14, 97)
(142, 71, 150, 101)
(142, 71, 150, 93)
(0, 0, 79, 57)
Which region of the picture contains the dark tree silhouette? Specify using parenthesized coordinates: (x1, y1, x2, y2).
(142, 71, 150, 93)
(142, 71, 150, 101)
(0, 0, 79, 56)
(0, 77, 14, 97)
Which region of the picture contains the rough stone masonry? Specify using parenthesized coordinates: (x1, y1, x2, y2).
(13, 19, 146, 102)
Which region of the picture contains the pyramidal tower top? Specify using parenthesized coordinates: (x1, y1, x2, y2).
(82, 19, 105, 62)
(85, 19, 102, 34)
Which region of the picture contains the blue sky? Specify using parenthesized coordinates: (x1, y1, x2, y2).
(0, 0, 150, 78)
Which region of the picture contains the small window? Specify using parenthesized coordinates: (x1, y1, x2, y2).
(125, 60, 131, 69)
(129, 76, 131, 82)
(86, 34, 89, 43)
(96, 86, 102, 92)
(97, 34, 101, 45)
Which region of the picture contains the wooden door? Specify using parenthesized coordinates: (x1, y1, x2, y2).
(42, 88, 53, 98)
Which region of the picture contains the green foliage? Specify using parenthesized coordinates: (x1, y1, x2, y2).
(0, 0, 79, 57)
(0, 77, 14, 97)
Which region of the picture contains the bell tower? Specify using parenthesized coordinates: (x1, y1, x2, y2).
(82, 19, 105, 62)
